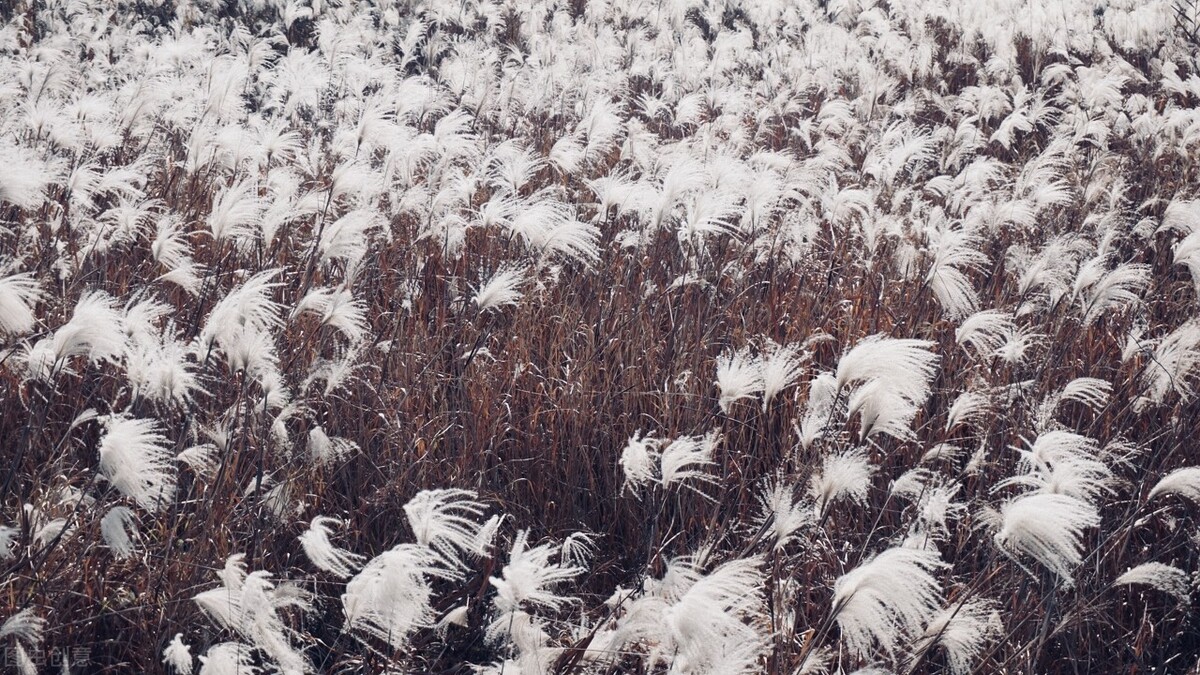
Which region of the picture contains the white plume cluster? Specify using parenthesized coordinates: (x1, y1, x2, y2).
(836, 336, 940, 441)
(619, 429, 721, 496)
(192, 555, 313, 673)
(831, 546, 947, 657)
(1113, 562, 1193, 604)
(96, 414, 177, 513)
(2, 0, 1200, 672)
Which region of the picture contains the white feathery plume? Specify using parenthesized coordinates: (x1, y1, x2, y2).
(69, 409, 102, 432)
(1034, 376, 1111, 429)
(561, 531, 599, 569)
(483, 610, 554, 673)
(846, 378, 923, 441)
(1138, 321, 1200, 407)
(477, 191, 519, 229)
(1073, 257, 1149, 325)
(251, 113, 304, 166)
(97, 414, 177, 512)
(472, 263, 528, 313)
(199, 269, 284, 356)
(955, 310, 1015, 358)
(507, 198, 601, 266)
(206, 178, 263, 244)
(760, 339, 805, 410)
(659, 431, 720, 492)
(1020, 430, 1102, 466)
(587, 170, 638, 222)
(126, 338, 200, 407)
(342, 543, 451, 650)
(24, 290, 127, 380)
(1100, 438, 1145, 470)
(55, 484, 94, 510)
(471, 515, 504, 558)
(993, 325, 1042, 365)
(326, 160, 382, 205)
(603, 593, 674, 668)
(1161, 199, 1200, 235)
(891, 468, 936, 500)
(101, 505, 137, 559)
(260, 477, 298, 522)
(715, 346, 763, 413)
(220, 323, 280, 381)
(740, 167, 786, 234)
(0, 139, 57, 209)
(438, 605, 470, 633)
(577, 626, 622, 666)
(292, 287, 369, 343)
(647, 157, 707, 231)
(306, 426, 358, 466)
(258, 170, 320, 248)
(319, 208, 385, 268)
(1148, 466, 1200, 505)
(994, 492, 1100, 584)
(1165, 200, 1200, 293)
(123, 295, 172, 344)
(796, 647, 834, 675)
(196, 642, 256, 675)
(663, 557, 768, 674)
(548, 135, 586, 174)
(835, 335, 939, 440)
(162, 633, 194, 674)
(922, 443, 966, 464)
(194, 563, 311, 673)
(193, 555, 247, 632)
(925, 227, 987, 320)
(490, 530, 583, 617)
(1112, 562, 1192, 603)
(678, 188, 743, 243)
(151, 216, 195, 273)
(0, 272, 41, 336)
(909, 599, 1003, 675)
(0, 608, 45, 646)
(696, 629, 777, 672)
(619, 430, 660, 493)
(830, 546, 947, 657)
(403, 489, 490, 567)
(0, 525, 17, 560)
(809, 448, 876, 521)
(299, 516, 365, 578)
(946, 389, 993, 431)
(177, 443, 220, 478)
(1056, 377, 1113, 413)
(913, 482, 968, 540)
(799, 372, 842, 449)
(13, 644, 35, 675)
(754, 481, 813, 551)
(822, 184, 872, 228)
(580, 98, 625, 164)
(28, 506, 69, 549)
(158, 260, 208, 296)
(430, 110, 480, 162)
(999, 451, 1115, 505)
(997, 430, 1114, 504)
(304, 345, 368, 397)
(486, 141, 543, 193)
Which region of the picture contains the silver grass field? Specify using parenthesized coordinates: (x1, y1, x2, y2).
(2, 0, 1200, 673)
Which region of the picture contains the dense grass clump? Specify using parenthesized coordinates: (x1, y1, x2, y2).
(2, 0, 1200, 672)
